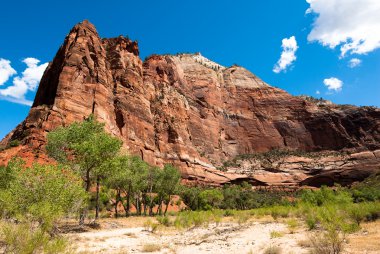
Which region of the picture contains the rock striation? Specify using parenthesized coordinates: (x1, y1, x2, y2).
(1, 20, 380, 186)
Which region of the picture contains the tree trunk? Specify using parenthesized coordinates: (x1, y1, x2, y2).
(95, 176, 100, 220)
(126, 185, 131, 217)
(142, 193, 147, 216)
(115, 189, 120, 218)
(79, 169, 92, 225)
(136, 196, 140, 215)
(164, 195, 170, 216)
(157, 198, 163, 216)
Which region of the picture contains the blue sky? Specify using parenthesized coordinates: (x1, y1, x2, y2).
(1, 0, 379, 139)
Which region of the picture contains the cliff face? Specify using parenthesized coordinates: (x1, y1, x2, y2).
(1, 20, 380, 186)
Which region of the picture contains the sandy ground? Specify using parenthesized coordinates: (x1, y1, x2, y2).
(65, 218, 380, 254)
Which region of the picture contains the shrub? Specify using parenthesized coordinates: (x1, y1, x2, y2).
(0, 160, 87, 232)
(223, 209, 235, 217)
(305, 213, 318, 230)
(174, 210, 223, 229)
(8, 140, 20, 148)
(157, 216, 171, 227)
(269, 206, 291, 220)
(141, 243, 161, 252)
(263, 245, 282, 254)
(199, 189, 223, 210)
(0, 222, 69, 254)
(286, 218, 299, 233)
(308, 230, 345, 254)
(233, 211, 250, 225)
(350, 172, 380, 202)
(270, 231, 284, 238)
(301, 186, 352, 206)
(143, 219, 159, 233)
(347, 203, 367, 226)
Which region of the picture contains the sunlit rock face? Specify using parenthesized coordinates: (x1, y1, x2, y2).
(1, 20, 380, 187)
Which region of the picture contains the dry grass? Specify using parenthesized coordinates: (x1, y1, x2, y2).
(263, 245, 282, 254)
(297, 239, 312, 248)
(141, 243, 161, 252)
(345, 221, 380, 253)
(270, 230, 284, 238)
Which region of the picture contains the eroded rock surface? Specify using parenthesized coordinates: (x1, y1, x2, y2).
(1, 20, 380, 186)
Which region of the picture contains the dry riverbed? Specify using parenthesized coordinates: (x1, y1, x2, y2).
(64, 217, 380, 254)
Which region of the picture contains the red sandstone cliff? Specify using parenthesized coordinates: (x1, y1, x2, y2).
(1, 20, 380, 186)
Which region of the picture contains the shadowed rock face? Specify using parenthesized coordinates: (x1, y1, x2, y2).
(1, 20, 380, 186)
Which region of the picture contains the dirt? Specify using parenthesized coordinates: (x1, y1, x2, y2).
(64, 217, 380, 254)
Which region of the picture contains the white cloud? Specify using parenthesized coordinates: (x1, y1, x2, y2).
(273, 36, 298, 73)
(306, 0, 380, 57)
(0, 59, 17, 86)
(316, 90, 320, 95)
(348, 58, 362, 68)
(0, 57, 48, 106)
(323, 77, 343, 92)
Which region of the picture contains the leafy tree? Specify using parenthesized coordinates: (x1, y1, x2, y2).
(0, 158, 87, 232)
(179, 186, 202, 211)
(155, 164, 181, 215)
(199, 189, 224, 210)
(46, 115, 122, 222)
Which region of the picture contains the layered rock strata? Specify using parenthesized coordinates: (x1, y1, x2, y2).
(1, 20, 380, 186)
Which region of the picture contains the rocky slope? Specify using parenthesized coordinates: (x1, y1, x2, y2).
(1, 20, 380, 186)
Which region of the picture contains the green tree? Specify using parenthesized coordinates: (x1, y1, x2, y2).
(0, 158, 87, 232)
(46, 115, 122, 222)
(179, 186, 202, 211)
(155, 164, 181, 215)
(199, 189, 224, 210)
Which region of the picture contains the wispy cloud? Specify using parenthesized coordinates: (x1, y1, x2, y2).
(0, 58, 48, 106)
(273, 36, 298, 73)
(323, 77, 343, 92)
(348, 58, 362, 68)
(306, 0, 380, 57)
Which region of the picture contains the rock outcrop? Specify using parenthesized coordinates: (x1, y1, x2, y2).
(1, 20, 380, 186)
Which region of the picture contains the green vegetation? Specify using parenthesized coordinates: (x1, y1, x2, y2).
(0, 158, 86, 253)
(270, 231, 284, 238)
(1, 116, 379, 253)
(8, 139, 20, 148)
(46, 115, 182, 221)
(46, 115, 122, 222)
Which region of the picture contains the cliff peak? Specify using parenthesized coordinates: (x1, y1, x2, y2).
(1, 21, 380, 187)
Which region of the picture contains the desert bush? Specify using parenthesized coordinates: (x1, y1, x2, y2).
(0, 222, 69, 254)
(270, 231, 284, 238)
(143, 219, 159, 233)
(157, 216, 171, 227)
(0, 159, 87, 232)
(308, 230, 345, 254)
(301, 186, 352, 206)
(174, 210, 223, 229)
(305, 213, 318, 230)
(8, 139, 20, 148)
(223, 209, 235, 217)
(141, 243, 161, 252)
(316, 205, 358, 234)
(233, 211, 250, 225)
(350, 172, 380, 202)
(286, 218, 299, 233)
(263, 245, 282, 254)
(270, 206, 291, 219)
